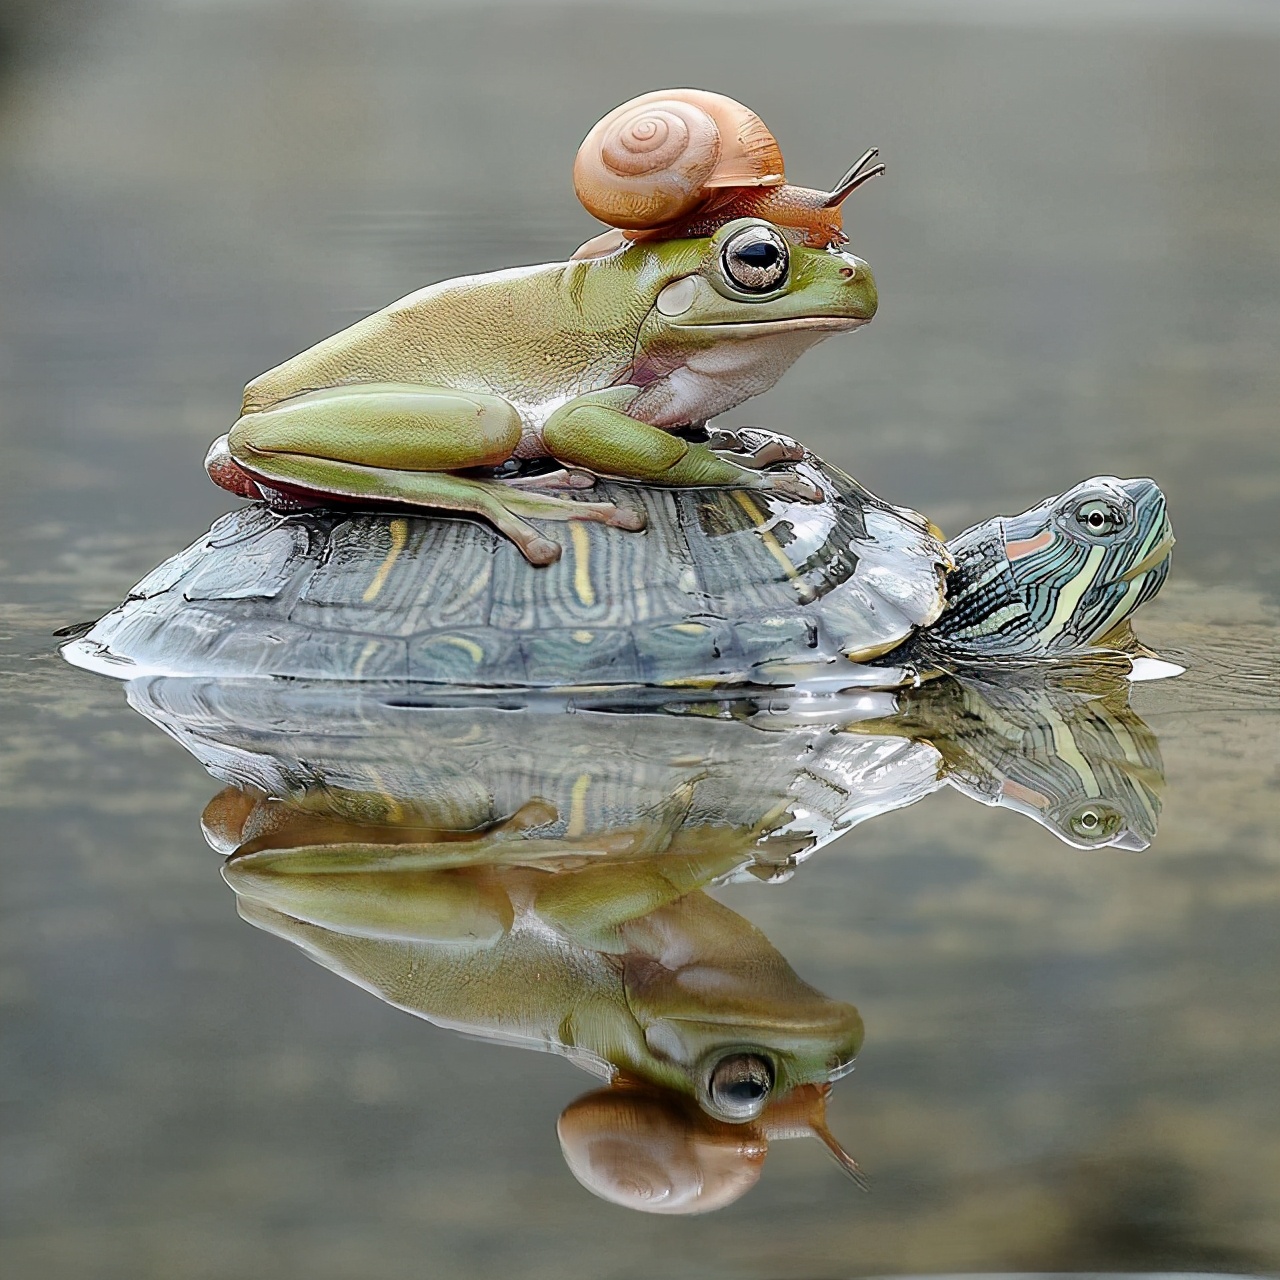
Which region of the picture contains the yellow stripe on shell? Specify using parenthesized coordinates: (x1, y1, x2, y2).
(568, 524, 596, 608)
(352, 639, 381, 679)
(362, 518, 409, 602)
(432, 635, 485, 663)
(731, 491, 808, 595)
(567, 772, 592, 838)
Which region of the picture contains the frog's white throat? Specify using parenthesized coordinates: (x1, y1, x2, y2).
(629, 326, 844, 429)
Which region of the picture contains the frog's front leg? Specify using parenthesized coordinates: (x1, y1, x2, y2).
(543, 388, 822, 501)
(222, 383, 643, 566)
(705, 427, 808, 470)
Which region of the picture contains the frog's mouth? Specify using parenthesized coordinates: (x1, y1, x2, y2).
(673, 316, 871, 337)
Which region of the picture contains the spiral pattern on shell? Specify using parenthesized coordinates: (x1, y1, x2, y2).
(574, 89, 785, 231)
(557, 1087, 766, 1215)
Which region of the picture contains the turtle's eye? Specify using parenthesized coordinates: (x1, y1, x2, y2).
(1066, 802, 1126, 846)
(1073, 498, 1128, 537)
(721, 227, 789, 293)
(706, 1052, 774, 1122)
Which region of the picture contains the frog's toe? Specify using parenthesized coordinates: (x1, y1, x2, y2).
(711, 433, 807, 470)
(737, 428, 807, 465)
(523, 536, 563, 566)
(760, 471, 825, 504)
(503, 467, 598, 493)
(205, 434, 267, 500)
(606, 506, 647, 532)
(764, 436, 807, 464)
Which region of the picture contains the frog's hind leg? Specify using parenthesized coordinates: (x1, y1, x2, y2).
(226, 383, 643, 565)
(235, 454, 641, 565)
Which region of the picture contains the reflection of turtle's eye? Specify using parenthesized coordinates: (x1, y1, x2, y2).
(706, 1053, 774, 1122)
(1067, 803, 1125, 845)
(1073, 498, 1127, 537)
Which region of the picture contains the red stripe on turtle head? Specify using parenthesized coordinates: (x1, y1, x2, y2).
(1004, 528, 1055, 561)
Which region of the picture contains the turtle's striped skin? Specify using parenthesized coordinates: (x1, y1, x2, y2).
(913, 476, 1172, 668)
(62, 451, 1172, 691)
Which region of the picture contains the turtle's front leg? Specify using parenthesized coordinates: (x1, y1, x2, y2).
(218, 382, 644, 565)
(543, 388, 822, 502)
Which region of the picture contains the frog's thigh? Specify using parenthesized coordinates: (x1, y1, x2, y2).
(229, 382, 522, 472)
(543, 399, 756, 488)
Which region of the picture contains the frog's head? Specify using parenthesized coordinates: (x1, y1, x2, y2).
(639, 217, 877, 346)
(620, 933, 864, 1125)
(934, 477, 1174, 660)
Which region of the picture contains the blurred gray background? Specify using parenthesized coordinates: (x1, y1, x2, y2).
(1, 2, 1278, 1278)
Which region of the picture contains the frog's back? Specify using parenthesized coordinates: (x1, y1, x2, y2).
(64, 456, 950, 691)
(242, 259, 653, 416)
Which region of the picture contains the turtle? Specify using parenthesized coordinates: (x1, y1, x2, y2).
(61, 433, 1174, 692)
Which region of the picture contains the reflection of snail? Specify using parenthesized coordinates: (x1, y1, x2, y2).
(558, 1079, 864, 1215)
(572, 89, 883, 256)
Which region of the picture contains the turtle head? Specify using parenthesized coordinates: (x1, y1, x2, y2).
(933, 477, 1173, 659)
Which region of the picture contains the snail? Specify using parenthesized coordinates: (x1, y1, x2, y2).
(557, 1080, 866, 1215)
(572, 88, 883, 259)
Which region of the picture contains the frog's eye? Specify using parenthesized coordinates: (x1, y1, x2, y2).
(704, 1052, 774, 1122)
(721, 226, 789, 293)
(1065, 802, 1126, 846)
(1072, 497, 1128, 537)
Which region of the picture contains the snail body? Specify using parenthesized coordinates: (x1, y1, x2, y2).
(573, 88, 883, 253)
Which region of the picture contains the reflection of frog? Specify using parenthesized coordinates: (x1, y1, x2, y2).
(205, 219, 875, 563)
(220, 795, 862, 1119)
(219, 806, 865, 1214)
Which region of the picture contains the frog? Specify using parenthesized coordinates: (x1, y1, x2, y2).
(219, 792, 868, 1210)
(205, 218, 877, 564)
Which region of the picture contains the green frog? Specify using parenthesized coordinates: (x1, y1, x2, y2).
(206, 219, 876, 563)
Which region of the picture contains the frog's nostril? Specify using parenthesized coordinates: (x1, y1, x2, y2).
(839, 267, 855, 279)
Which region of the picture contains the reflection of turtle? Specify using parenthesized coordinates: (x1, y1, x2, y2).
(142, 658, 1165, 883)
(63, 440, 1173, 691)
(868, 673, 1165, 850)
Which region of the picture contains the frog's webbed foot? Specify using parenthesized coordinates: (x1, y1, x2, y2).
(498, 466, 598, 493)
(707, 427, 807, 469)
(750, 468, 825, 504)
(497, 484, 647, 553)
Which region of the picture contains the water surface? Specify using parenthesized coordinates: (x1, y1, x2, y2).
(2, 3, 1278, 1277)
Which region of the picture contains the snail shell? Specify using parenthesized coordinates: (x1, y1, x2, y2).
(574, 89, 785, 231)
(557, 1085, 767, 1215)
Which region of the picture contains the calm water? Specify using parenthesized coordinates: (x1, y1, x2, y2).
(2, 2, 1278, 1277)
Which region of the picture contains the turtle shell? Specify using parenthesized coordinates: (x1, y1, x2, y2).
(64, 454, 950, 689)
